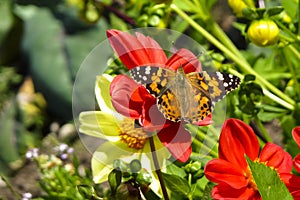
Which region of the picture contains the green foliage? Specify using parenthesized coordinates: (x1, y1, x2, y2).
(108, 169, 122, 195)
(246, 157, 294, 200)
(1, 0, 300, 199)
(162, 172, 191, 198)
(0, 0, 23, 64)
(0, 67, 21, 109)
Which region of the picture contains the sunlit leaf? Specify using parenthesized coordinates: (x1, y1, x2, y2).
(246, 157, 293, 200)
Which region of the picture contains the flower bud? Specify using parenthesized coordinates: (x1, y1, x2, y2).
(247, 19, 280, 46)
(115, 182, 139, 200)
(129, 159, 142, 173)
(228, 0, 254, 17)
(190, 161, 201, 173)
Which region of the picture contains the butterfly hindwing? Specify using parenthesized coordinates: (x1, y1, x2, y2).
(157, 88, 181, 122)
(184, 72, 212, 122)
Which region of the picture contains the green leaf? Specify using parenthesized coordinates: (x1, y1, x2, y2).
(0, 0, 23, 64)
(108, 169, 122, 195)
(143, 188, 161, 200)
(266, 7, 284, 17)
(246, 157, 293, 200)
(162, 172, 191, 197)
(22, 7, 108, 120)
(22, 8, 73, 120)
(282, 0, 298, 18)
(0, 99, 21, 174)
(242, 8, 259, 20)
(191, 177, 211, 199)
(77, 185, 93, 198)
(257, 104, 288, 122)
(165, 160, 186, 178)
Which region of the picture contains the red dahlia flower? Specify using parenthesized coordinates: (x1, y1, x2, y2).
(204, 118, 293, 199)
(292, 127, 300, 173)
(107, 29, 212, 162)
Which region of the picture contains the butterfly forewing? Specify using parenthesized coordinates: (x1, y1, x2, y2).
(130, 66, 175, 97)
(201, 71, 240, 105)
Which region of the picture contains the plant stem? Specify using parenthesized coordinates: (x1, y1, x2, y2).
(285, 45, 300, 101)
(170, 3, 295, 109)
(149, 136, 169, 200)
(227, 68, 295, 110)
(0, 175, 22, 199)
(255, 118, 272, 142)
(298, 0, 300, 36)
(276, 19, 299, 42)
(192, 137, 218, 158)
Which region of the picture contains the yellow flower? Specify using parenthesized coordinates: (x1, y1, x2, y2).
(247, 19, 280, 46)
(79, 74, 170, 184)
(228, 0, 255, 17)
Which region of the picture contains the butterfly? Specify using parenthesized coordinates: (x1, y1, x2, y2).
(130, 66, 240, 123)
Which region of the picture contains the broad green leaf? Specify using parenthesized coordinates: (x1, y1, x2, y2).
(281, 0, 298, 18)
(0, 0, 14, 42)
(22, 8, 73, 119)
(191, 177, 211, 199)
(108, 169, 122, 195)
(257, 110, 286, 122)
(246, 157, 293, 200)
(257, 104, 288, 122)
(266, 6, 284, 17)
(77, 185, 101, 199)
(0, 99, 20, 174)
(143, 189, 161, 200)
(110, 13, 128, 31)
(22, 7, 109, 120)
(162, 172, 191, 197)
(165, 161, 186, 178)
(0, 0, 23, 64)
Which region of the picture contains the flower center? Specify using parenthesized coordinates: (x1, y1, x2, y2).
(245, 166, 258, 191)
(118, 118, 148, 149)
(245, 159, 279, 192)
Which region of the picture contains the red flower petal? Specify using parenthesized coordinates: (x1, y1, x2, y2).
(157, 122, 192, 162)
(193, 114, 213, 126)
(135, 32, 168, 65)
(107, 30, 167, 69)
(165, 49, 202, 73)
(281, 173, 300, 199)
(212, 184, 261, 200)
(259, 142, 292, 173)
(218, 119, 260, 170)
(140, 93, 169, 132)
(110, 75, 145, 118)
(294, 154, 300, 174)
(292, 127, 300, 148)
(204, 159, 248, 189)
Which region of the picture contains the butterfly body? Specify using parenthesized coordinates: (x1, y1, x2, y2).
(130, 66, 240, 123)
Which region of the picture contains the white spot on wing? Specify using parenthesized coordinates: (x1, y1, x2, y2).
(145, 66, 151, 75)
(216, 72, 224, 81)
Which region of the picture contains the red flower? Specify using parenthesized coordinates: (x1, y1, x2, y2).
(204, 118, 293, 199)
(292, 127, 300, 173)
(107, 29, 212, 162)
